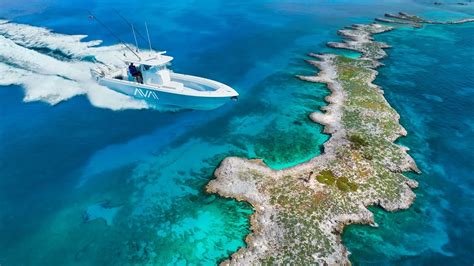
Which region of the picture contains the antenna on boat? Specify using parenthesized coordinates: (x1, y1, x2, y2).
(145, 22, 153, 51)
(131, 23, 140, 53)
(87, 11, 141, 60)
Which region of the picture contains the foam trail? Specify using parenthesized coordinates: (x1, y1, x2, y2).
(0, 20, 150, 110)
(0, 20, 101, 59)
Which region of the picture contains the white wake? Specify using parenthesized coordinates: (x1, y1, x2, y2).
(0, 19, 150, 110)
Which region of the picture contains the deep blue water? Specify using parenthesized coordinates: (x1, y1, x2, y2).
(0, 0, 473, 265)
(343, 21, 474, 265)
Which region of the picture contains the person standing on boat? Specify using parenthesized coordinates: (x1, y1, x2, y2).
(128, 63, 143, 84)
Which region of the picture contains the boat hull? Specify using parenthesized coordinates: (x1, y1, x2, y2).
(98, 78, 237, 110)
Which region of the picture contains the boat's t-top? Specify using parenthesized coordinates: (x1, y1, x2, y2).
(123, 51, 174, 85)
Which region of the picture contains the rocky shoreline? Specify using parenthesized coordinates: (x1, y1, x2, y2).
(207, 13, 473, 264)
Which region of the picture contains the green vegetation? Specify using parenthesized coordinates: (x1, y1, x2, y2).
(348, 134, 368, 149)
(339, 65, 359, 80)
(362, 150, 373, 160)
(316, 170, 336, 185)
(336, 177, 358, 192)
(316, 170, 358, 192)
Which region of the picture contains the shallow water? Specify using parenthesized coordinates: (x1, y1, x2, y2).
(343, 22, 474, 265)
(0, 0, 473, 264)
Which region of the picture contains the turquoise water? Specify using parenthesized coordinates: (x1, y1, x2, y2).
(0, 0, 473, 264)
(343, 21, 474, 265)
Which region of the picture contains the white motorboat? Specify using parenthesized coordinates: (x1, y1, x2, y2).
(91, 51, 239, 110)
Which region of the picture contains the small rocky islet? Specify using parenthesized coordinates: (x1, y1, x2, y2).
(206, 13, 474, 264)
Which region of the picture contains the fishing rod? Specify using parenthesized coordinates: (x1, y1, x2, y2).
(113, 9, 155, 52)
(113, 9, 148, 43)
(145, 22, 153, 51)
(87, 11, 141, 60)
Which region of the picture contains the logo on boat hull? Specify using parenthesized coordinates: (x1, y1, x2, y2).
(134, 88, 159, 100)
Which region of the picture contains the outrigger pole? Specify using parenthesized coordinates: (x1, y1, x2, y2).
(87, 11, 141, 60)
(145, 22, 153, 51)
(131, 23, 139, 52)
(113, 9, 148, 43)
(113, 9, 156, 53)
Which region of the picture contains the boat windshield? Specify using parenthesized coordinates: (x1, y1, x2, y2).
(144, 65, 168, 72)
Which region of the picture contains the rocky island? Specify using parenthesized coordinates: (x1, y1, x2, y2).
(206, 13, 473, 264)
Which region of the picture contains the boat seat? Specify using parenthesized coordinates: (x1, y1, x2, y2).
(166, 81, 184, 90)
